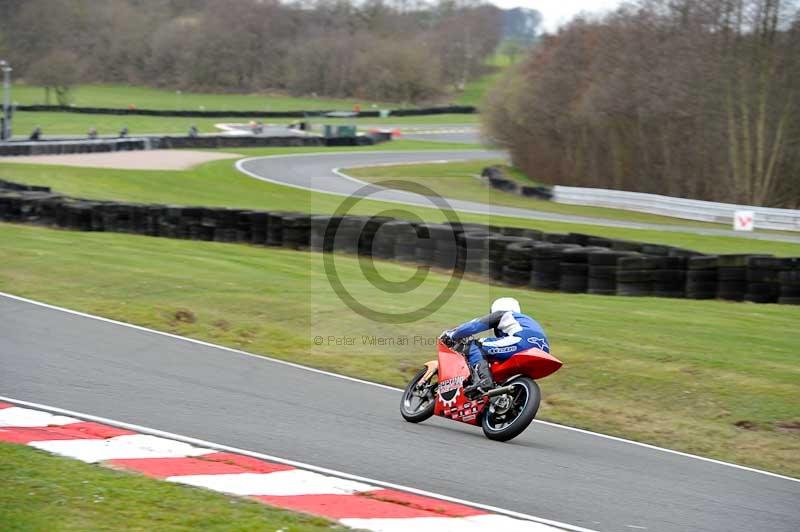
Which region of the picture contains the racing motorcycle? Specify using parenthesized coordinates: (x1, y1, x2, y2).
(400, 338, 562, 442)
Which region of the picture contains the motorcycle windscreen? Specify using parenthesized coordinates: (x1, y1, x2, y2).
(490, 348, 563, 382)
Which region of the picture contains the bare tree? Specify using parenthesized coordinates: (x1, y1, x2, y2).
(26, 50, 80, 105)
(484, 0, 800, 207)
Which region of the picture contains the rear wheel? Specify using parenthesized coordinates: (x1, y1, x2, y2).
(400, 367, 437, 423)
(481, 377, 540, 442)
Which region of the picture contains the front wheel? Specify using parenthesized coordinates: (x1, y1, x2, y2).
(400, 367, 437, 423)
(481, 377, 540, 442)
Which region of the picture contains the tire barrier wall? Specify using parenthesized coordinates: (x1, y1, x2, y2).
(1, 181, 798, 305)
(481, 166, 553, 200)
(0, 134, 387, 156)
(17, 104, 477, 119)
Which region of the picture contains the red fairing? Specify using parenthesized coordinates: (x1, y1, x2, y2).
(490, 348, 563, 382)
(434, 342, 486, 425)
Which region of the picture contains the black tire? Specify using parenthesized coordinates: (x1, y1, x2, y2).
(560, 262, 588, 274)
(780, 285, 800, 297)
(689, 256, 718, 270)
(618, 270, 651, 282)
(587, 288, 617, 296)
(642, 244, 671, 256)
(686, 291, 716, 300)
(589, 265, 617, 279)
(779, 271, 800, 285)
(718, 254, 766, 268)
(617, 283, 652, 296)
(687, 270, 717, 282)
(619, 256, 657, 270)
(686, 282, 717, 293)
(559, 274, 588, 293)
(652, 269, 685, 282)
(718, 267, 747, 281)
(400, 367, 437, 423)
(481, 377, 541, 442)
(609, 239, 643, 252)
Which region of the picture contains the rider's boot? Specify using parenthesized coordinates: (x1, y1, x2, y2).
(463, 359, 495, 395)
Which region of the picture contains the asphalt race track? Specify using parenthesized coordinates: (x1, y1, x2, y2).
(1, 294, 797, 532)
(237, 150, 800, 244)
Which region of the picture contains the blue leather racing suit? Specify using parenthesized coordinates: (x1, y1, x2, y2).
(449, 311, 550, 366)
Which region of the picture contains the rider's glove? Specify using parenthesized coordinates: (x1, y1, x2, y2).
(439, 330, 456, 348)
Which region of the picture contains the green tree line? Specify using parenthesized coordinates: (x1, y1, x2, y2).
(0, 0, 503, 104)
(484, 0, 800, 208)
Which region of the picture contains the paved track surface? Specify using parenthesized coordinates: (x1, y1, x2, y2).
(238, 150, 800, 243)
(2, 295, 797, 532)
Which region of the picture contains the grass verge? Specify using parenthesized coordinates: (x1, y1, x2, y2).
(12, 83, 400, 111)
(1, 146, 798, 256)
(0, 442, 343, 531)
(1, 223, 798, 477)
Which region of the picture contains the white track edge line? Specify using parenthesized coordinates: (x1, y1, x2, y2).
(2, 290, 798, 484)
(0, 395, 594, 532)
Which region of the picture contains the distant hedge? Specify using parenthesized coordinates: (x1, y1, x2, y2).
(16, 104, 477, 119)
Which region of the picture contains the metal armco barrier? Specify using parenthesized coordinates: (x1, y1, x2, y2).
(553, 186, 800, 232)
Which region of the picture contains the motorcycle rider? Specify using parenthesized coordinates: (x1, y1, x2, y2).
(440, 297, 550, 394)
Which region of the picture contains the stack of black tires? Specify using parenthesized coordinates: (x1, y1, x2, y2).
(744, 257, 784, 303)
(686, 256, 718, 299)
(616, 255, 653, 296)
(717, 254, 760, 301)
(559, 247, 605, 293)
(390, 222, 422, 262)
(530, 244, 577, 290)
(486, 235, 531, 281)
(458, 231, 496, 274)
(651, 256, 688, 298)
(587, 250, 633, 295)
(501, 241, 536, 286)
(778, 260, 800, 305)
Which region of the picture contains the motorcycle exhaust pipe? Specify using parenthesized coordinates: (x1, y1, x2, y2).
(484, 384, 515, 398)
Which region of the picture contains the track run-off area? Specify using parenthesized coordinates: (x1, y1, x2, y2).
(236, 150, 800, 244)
(1, 293, 798, 532)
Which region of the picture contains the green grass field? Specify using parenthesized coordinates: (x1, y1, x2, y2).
(1, 223, 797, 477)
(0, 442, 342, 531)
(12, 84, 401, 111)
(453, 53, 515, 107)
(1, 146, 798, 256)
(8, 83, 478, 137)
(344, 160, 769, 230)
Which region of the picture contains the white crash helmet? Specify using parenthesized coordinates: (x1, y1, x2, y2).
(491, 297, 521, 314)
